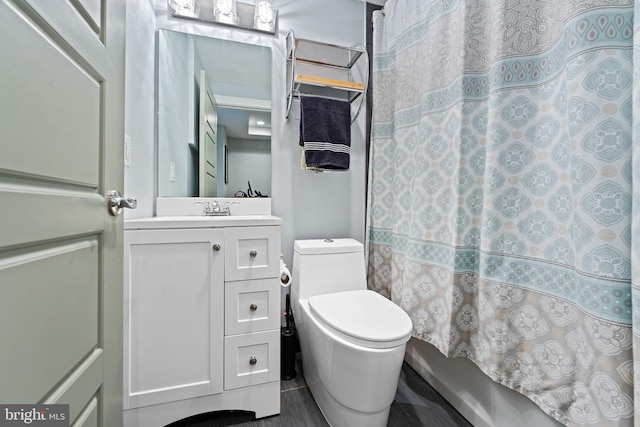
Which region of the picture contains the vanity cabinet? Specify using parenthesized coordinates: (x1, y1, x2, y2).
(123, 219, 281, 427)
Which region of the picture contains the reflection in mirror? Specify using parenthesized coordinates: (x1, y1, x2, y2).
(157, 29, 272, 198)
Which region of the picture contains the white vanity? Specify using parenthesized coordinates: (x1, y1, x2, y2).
(123, 200, 281, 427)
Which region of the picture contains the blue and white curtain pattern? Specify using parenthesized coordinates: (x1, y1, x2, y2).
(367, 1, 640, 425)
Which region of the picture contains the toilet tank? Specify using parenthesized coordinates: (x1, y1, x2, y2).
(292, 238, 367, 301)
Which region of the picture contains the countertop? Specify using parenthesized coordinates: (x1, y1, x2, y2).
(125, 215, 282, 230)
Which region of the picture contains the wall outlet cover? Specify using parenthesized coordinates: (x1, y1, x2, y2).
(124, 135, 132, 167)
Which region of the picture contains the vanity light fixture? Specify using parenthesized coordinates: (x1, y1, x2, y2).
(168, 0, 278, 34)
(214, 0, 238, 24)
(253, 0, 275, 31)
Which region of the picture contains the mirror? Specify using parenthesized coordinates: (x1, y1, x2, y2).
(157, 29, 272, 198)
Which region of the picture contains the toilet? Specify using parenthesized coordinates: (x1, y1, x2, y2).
(291, 238, 413, 427)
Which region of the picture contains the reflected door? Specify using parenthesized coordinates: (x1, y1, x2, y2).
(199, 70, 218, 197)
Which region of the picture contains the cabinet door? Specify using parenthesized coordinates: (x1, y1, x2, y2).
(124, 229, 225, 409)
(225, 226, 280, 281)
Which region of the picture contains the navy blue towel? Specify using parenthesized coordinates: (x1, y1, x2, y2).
(299, 96, 351, 170)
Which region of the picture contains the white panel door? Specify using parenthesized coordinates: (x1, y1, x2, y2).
(0, 0, 125, 426)
(199, 70, 218, 197)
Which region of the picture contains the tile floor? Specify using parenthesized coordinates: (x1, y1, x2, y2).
(170, 356, 473, 427)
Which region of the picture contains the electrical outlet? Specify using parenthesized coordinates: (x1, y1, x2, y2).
(124, 135, 132, 167)
(170, 161, 176, 182)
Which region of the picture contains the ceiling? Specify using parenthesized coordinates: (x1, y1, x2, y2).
(217, 107, 271, 140)
(192, 35, 272, 142)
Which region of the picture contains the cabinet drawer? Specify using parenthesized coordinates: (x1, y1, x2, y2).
(225, 278, 280, 335)
(225, 227, 280, 281)
(224, 330, 280, 390)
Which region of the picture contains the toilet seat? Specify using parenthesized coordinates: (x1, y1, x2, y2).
(308, 290, 412, 349)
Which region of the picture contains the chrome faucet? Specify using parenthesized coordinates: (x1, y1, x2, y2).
(196, 201, 231, 216)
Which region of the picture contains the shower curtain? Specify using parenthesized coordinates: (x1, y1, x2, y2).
(366, 1, 639, 426)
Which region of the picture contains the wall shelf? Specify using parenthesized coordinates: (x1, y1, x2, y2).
(285, 31, 368, 124)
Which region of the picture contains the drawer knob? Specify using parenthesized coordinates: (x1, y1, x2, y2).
(212, 244, 221, 252)
(250, 303, 258, 311)
(249, 250, 257, 258)
(249, 356, 257, 366)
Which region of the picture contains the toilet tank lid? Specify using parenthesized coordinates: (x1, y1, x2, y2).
(294, 238, 363, 255)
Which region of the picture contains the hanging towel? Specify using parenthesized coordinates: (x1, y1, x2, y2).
(299, 95, 351, 170)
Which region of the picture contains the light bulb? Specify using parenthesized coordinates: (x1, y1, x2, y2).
(214, 0, 237, 24)
(168, 0, 198, 17)
(254, 0, 275, 31)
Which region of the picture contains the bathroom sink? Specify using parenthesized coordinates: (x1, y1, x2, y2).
(125, 215, 282, 230)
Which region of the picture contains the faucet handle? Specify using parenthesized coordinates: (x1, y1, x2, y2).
(211, 201, 221, 212)
(194, 201, 212, 215)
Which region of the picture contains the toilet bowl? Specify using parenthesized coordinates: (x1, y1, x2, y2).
(291, 238, 412, 427)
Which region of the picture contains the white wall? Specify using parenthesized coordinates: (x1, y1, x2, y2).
(226, 137, 271, 197)
(275, 1, 367, 267)
(124, 0, 156, 218)
(157, 30, 192, 196)
(125, 0, 367, 268)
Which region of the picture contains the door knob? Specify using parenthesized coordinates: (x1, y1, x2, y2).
(108, 190, 137, 216)
(249, 356, 257, 366)
(212, 244, 221, 252)
(249, 250, 257, 258)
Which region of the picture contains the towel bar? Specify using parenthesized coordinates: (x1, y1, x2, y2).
(285, 30, 369, 125)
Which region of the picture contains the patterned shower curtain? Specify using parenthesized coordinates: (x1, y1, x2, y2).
(367, 1, 639, 425)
